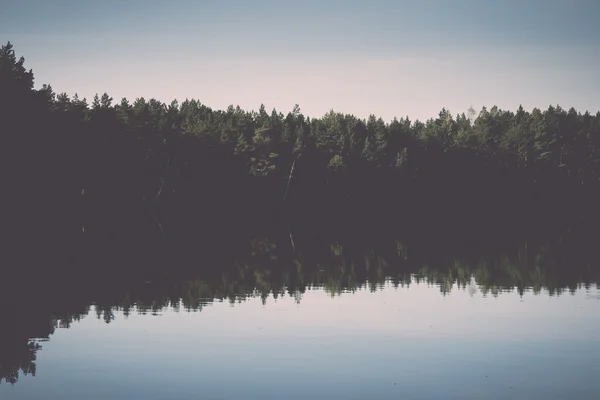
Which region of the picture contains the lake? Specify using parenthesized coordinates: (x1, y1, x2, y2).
(1, 275, 599, 400)
(2, 215, 600, 399)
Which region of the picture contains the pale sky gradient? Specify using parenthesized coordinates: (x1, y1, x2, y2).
(2, 0, 599, 121)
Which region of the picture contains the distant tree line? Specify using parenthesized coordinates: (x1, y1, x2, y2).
(2, 40, 600, 260)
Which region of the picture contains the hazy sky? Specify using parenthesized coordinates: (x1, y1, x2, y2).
(2, 0, 599, 121)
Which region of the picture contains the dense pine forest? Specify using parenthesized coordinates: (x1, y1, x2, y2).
(2, 38, 600, 264)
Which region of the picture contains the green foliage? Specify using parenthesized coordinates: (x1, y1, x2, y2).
(249, 153, 278, 177)
(328, 154, 346, 171)
(0, 41, 34, 94)
(394, 147, 408, 169)
(3, 40, 600, 184)
(235, 132, 252, 155)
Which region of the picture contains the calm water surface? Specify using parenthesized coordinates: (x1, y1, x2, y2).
(1, 278, 599, 400)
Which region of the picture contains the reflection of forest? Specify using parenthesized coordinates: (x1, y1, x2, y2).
(2, 221, 599, 385)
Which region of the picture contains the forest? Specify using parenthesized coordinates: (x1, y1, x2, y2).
(3, 39, 600, 266)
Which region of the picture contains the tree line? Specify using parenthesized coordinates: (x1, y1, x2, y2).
(3, 40, 600, 260)
(6, 39, 600, 180)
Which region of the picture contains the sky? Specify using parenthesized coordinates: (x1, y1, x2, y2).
(1, 0, 599, 121)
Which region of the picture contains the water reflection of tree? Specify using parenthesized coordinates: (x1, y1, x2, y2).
(1, 251, 598, 386)
(0, 200, 600, 382)
(4, 225, 599, 385)
(0, 339, 40, 385)
(0, 306, 86, 385)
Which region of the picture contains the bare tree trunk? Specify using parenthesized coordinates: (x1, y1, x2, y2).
(283, 159, 296, 203)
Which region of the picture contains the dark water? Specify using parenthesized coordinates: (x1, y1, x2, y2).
(2, 213, 600, 399)
(1, 279, 599, 400)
